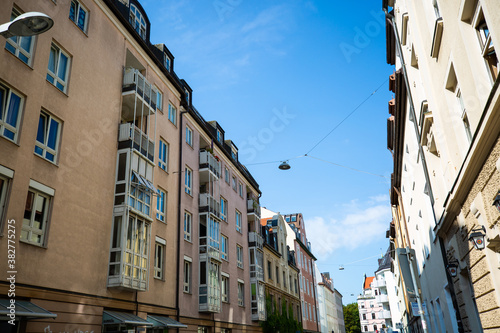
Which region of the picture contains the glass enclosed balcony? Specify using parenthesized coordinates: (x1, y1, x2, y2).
(118, 123, 154, 163)
(199, 149, 220, 181)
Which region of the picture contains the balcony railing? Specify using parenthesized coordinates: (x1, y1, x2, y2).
(372, 279, 386, 288)
(199, 150, 220, 179)
(123, 67, 158, 110)
(199, 193, 220, 218)
(376, 294, 389, 303)
(118, 123, 154, 162)
(378, 310, 392, 319)
(248, 231, 264, 250)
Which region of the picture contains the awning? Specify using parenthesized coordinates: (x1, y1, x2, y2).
(0, 299, 57, 319)
(102, 310, 153, 327)
(147, 315, 187, 328)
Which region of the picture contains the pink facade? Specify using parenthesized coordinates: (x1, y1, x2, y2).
(358, 276, 386, 333)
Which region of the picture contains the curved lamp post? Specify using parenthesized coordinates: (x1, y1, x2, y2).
(0, 12, 53, 38)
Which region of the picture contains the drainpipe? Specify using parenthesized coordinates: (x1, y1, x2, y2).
(383, 5, 465, 332)
(176, 109, 188, 331)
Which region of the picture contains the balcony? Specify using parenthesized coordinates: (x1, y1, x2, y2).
(372, 279, 386, 288)
(118, 123, 155, 163)
(247, 197, 261, 222)
(378, 310, 392, 319)
(199, 193, 220, 219)
(249, 231, 264, 250)
(122, 67, 158, 114)
(376, 294, 389, 303)
(199, 150, 220, 182)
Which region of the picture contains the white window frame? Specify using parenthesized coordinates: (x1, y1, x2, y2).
(168, 103, 177, 125)
(238, 182, 243, 198)
(225, 167, 230, 184)
(236, 244, 243, 268)
(186, 125, 193, 146)
(0, 166, 14, 231)
(236, 209, 242, 233)
(21, 181, 54, 246)
(184, 257, 192, 293)
(232, 176, 237, 191)
(221, 235, 228, 260)
(156, 89, 163, 112)
(46, 42, 71, 93)
(5, 8, 35, 66)
(129, 172, 152, 216)
(220, 196, 227, 222)
(185, 166, 192, 195)
(69, 0, 89, 33)
(34, 110, 62, 163)
(154, 239, 165, 280)
(222, 273, 229, 303)
(156, 188, 166, 222)
(184, 211, 192, 242)
(0, 82, 24, 143)
(238, 280, 245, 306)
(129, 4, 146, 39)
(158, 139, 168, 172)
(164, 54, 171, 71)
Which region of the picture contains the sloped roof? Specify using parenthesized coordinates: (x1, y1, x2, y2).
(364, 276, 375, 289)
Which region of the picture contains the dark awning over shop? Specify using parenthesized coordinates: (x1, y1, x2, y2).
(102, 310, 153, 327)
(0, 299, 57, 319)
(147, 315, 187, 328)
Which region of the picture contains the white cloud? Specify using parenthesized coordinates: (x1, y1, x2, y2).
(306, 198, 391, 260)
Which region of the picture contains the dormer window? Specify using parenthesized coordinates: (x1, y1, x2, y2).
(129, 4, 146, 39)
(185, 89, 190, 105)
(164, 54, 171, 71)
(216, 129, 222, 142)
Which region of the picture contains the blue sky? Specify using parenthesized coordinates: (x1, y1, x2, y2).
(142, 0, 394, 304)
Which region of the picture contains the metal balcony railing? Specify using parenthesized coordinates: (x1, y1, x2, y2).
(123, 68, 158, 111)
(199, 150, 221, 178)
(248, 231, 264, 249)
(118, 123, 154, 162)
(199, 193, 220, 218)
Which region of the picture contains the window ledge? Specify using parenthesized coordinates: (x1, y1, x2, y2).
(430, 17, 444, 58)
(46, 80, 69, 97)
(68, 19, 89, 37)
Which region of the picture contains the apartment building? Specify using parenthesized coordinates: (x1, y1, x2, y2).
(358, 276, 386, 333)
(283, 213, 320, 333)
(384, 0, 500, 332)
(333, 289, 346, 333)
(259, 209, 301, 323)
(373, 249, 400, 332)
(0, 0, 261, 332)
(316, 271, 345, 333)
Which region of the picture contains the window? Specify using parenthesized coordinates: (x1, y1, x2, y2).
(221, 235, 228, 260)
(156, 90, 163, 112)
(276, 266, 280, 285)
(186, 126, 193, 146)
(362, 314, 366, 320)
(184, 258, 191, 293)
(283, 271, 286, 289)
(47, 43, 71, 93)
(232, 176, 237, 191)
(220, 197, 227, 221)
(164, 54, 171, 71)
(238, 182, 243, 197)
(235, 210, 242, 232)
(238, 281, 245, 306)
(0, 82, 24, 142)
(225, 167, 230, 184)
(294, 277, 298, 294)
(474, 6, 498, 81)
(158, 139, 168, 171)
(184, 211, 192, 241)
(184, 166, 192, 195)
(374, 325, 378, 331)
(222, 274, 229, 302)
(198, 328, 208, 333)
(267, 260, 272, 279)
(129, 4, 146, 39)
(154, 240, 165, 279)
(364, 326, 368, 332)
(456, 89, 472, 142)
(129, 172, 151, 215)
(35, 111, 61, 163)
(123, 215, 149, 282)
(168, 103, 177, 125)
(216, 129, 222, 142)
(291, 215, 297, 222)
(69, 0, 89, 32)
(0, 167, 13, 228)
(21, 182, 54, 246)
(5, 8, 35, 65)
(236, 244, 243, 268)
(156, 188, 166, 222)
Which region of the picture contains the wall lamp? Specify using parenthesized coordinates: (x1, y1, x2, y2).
(0, 12, 54, 38)
(492, 191, 500, 213)
(469, 226, 486, 250)
(446, 259, 459, 277)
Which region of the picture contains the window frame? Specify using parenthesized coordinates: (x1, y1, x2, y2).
(154, 240, 165, 280)
(184, 211, 192, 242)
(232, 176, 237, 191)
(69, 0, 89, 33)
(129, 3, 147, 39)
(225, 167, 230, 184)
(0, 167, 14, 234)
(183, 258, 191, 293)
(237, 280, 245, 306)
(156, 89, 163, 112)
(0, 82, 24, 143)
(222, 273, 229, 303)
(238, 182, 243, 198)
(221, 234, 228, 261)
(46, 42, 71, 93)
(34, 110, 62, 164)
(168, 103, 177, 126)
(158, 139, 169, 172)
(20, 183, 54, 247)
(185, 125, 193, 146)
(156, 188, 166, 222)
(235, 209, 242, 233)
(5, 8, 36, 66)
(184, 166, 192, 195)
(220, 196, 228, 222)
(236, 244, 243, 268)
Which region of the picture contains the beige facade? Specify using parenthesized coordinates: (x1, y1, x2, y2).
(0, 0, 262, 332)
(385, 0, 500, 332)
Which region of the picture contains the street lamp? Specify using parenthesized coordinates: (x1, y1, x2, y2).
(446, 259, 459, 277)
(278, 161, 291, 170)
(468, 225, 486, 250)
(0, 12, 53, 38)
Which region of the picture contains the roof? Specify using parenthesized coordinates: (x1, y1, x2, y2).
(364, 276, 375, 290)
(375, 247, 392, 273)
